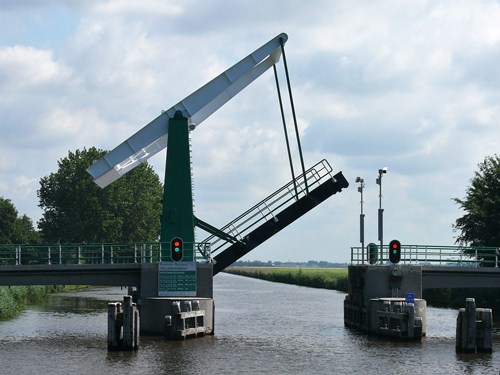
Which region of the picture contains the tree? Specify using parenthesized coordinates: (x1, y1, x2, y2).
(0, 197, 40, 244)
(12, 214, 41, 244)
(37, 147, 163, 243)
(0, 197, 18, 244)
(453, 155, 500, 266)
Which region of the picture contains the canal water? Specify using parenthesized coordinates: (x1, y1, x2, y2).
(0, 273, 499, 374)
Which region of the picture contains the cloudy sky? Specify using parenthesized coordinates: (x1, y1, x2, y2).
(1, 1, 500, 262)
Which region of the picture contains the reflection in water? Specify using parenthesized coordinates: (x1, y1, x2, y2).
(0, 274, 499, 374)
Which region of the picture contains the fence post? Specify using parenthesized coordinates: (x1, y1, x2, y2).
(59, 244, 62, 264)
(48, 246, 51, 265)
(111, 245, 114, 264)
(102, 244, 105, 264)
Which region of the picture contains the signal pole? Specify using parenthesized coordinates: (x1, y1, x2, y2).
(356, 177, 365, 263)
(376, 167, 388, 263)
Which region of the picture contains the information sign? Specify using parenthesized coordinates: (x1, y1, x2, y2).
(158, 262, 197, 296)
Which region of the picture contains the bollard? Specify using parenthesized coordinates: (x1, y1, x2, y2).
(172, 301, 181, 314)
(165, 315, 173, 339)
(456, 298, 493, 354)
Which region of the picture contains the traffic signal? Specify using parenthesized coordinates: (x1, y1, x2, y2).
(367, 243, 378, 265)
(170, 237, 183, 262)
(389, 239, 401, 264)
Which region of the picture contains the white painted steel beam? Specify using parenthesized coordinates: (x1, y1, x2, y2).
(87, 33, 288, 188)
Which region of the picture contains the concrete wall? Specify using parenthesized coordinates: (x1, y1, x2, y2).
(348, 265, 422, 307)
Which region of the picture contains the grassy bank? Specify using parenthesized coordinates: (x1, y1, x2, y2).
(0, 285, 71, 320)
(225, 267, 349, 292)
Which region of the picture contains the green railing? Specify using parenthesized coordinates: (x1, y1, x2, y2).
(0, 242, 211, 266)
(350, 244, 500, 267)
(200, 159, 335, 253)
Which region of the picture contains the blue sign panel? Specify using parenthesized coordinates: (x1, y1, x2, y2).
(405, 292, 415, 303)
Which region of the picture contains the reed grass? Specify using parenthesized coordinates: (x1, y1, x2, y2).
(0, 285, 65, 320)
(226, 267, 348, 292)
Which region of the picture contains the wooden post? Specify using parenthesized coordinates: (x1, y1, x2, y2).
(122, 296, 133, 350)
(108, 296, 139, 351)
(476, 308, 493, 353)
(122, 295, 139, 350)
(456, 298, 477, 353)
(108, 303, 121, 350)
(406, 303, 415, 339)
(464, 298, 476, 352)
(456, 298, 493, 354)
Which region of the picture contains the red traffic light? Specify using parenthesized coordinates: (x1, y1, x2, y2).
(170, 237, 183, 261)
(389, 239, 401, 264)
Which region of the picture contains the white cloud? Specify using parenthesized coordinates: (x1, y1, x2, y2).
(2, 0, 500, 262)
(0, 45, 71, 88)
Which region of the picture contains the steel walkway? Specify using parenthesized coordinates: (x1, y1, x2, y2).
(196, 159, 349, 274)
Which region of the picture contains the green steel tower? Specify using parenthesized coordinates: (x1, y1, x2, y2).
(160, 111, 195, 262)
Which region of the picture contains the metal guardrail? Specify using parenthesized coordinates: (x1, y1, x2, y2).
(200, 159, 336, 253)
(351, 245, 500, 267)
(0, 242, 211, 266)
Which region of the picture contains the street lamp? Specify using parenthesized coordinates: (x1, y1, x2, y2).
(355, 177, 365, 263)
(376, 167, 388, 263)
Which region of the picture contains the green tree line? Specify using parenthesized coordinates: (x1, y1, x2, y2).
(1, 147, 163, 245)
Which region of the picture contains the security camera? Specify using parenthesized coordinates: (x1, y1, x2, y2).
(378, 167, 388, 174)
(355, 177, 363, 183)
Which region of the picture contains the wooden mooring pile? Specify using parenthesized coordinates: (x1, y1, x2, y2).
(456, 298, 492, 354)
(108, 295, 139, 351)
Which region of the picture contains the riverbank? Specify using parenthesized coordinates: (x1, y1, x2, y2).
(225, 267, 500, 316)
(0, 285, 86, 320)
(225, 267, 348, 292)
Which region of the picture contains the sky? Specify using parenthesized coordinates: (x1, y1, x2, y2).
(1, 0, 500, 263)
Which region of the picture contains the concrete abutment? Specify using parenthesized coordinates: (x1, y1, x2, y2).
(109, 262, 215, 348)
(344, 264, 427, 340)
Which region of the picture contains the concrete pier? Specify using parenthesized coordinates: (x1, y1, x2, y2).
(344, 264, 427, 339)
(137, 262, 215, 336)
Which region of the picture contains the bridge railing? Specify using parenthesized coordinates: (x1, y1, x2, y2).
(350, 244, 500, 267)
(0, 242, 211, 266)
(200, 159, 336, 253)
